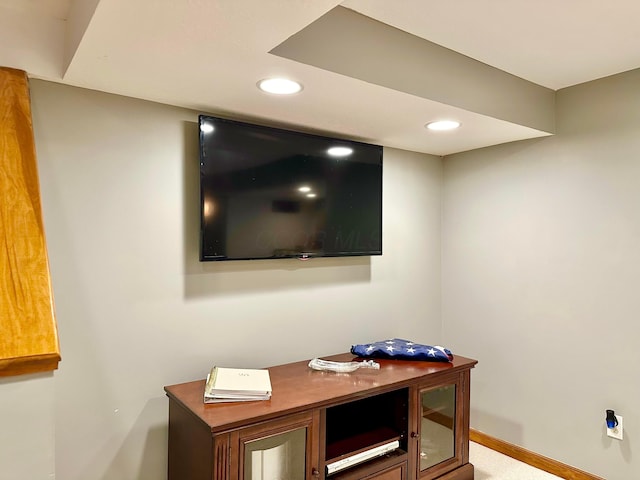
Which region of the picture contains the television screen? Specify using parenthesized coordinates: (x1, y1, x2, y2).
(199, 115, 383, 261)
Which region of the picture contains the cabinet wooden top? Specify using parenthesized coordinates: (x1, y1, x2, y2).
(164, 353, 477, 432)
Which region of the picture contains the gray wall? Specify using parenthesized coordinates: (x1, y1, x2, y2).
(443, 69, 640, 480)
(0, 80, 443, 480)
(4, 67, 638, 480)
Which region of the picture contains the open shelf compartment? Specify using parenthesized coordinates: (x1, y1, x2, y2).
(325, 388, 409, 475)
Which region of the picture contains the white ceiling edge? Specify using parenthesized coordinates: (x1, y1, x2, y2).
(0, 0, 72, 20)
(63, 0, 101, 73)
(0, 5, 66, 79)
(343, 0, 640, 90)
(16, 0, 640, 155)
(272, 6, 555, 135)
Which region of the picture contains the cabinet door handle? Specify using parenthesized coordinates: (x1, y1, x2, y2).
(312, 467, 320, 477)
(410, 431, 419, 438)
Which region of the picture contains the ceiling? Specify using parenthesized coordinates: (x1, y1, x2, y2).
(2, 0, 640, 156)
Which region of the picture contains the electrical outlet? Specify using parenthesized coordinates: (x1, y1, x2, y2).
(607, 415, 623, 440)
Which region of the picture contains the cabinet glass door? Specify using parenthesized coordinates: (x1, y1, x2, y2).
(419, 384, 456, 471)
(244, 427, 307, 480)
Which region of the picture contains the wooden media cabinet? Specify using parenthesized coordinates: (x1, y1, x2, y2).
(165, 352, 477, 480)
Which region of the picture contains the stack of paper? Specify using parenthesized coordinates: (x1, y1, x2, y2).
(204, 366, 272, 404)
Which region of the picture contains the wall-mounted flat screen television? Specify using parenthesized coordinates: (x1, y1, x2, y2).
(199, 114, 383, 261)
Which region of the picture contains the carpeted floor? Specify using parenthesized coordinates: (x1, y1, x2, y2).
(469, 442, 563, 480)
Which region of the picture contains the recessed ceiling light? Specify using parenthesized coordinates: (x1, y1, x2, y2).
(298, 186, 311, 193)
(257, 78, 303, 95)
(425, 120, 461, 131)
(327, 146, 353, 157)
(306, 193, 317, 198)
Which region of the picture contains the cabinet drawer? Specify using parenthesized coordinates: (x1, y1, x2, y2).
(366, 463, 406, 480)
(329, 452, 407, 480)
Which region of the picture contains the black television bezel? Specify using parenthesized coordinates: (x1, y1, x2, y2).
(198, 114, 383, 262)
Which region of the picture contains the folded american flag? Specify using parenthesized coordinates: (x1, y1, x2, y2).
(351, 338, 453, 362)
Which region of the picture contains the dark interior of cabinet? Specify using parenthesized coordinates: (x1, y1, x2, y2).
(325, 388, 408, 463)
